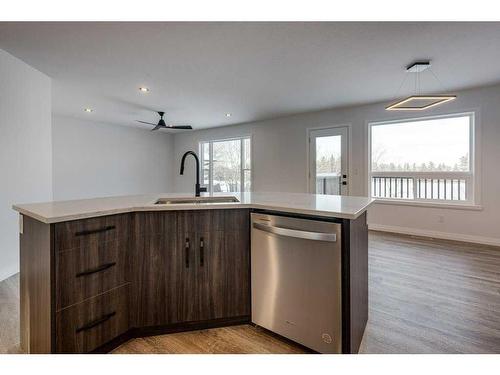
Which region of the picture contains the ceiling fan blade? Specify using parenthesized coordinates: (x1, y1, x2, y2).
(150, 124, 164, 131)
(138, 113, 191, 131)
(167, 125, 193, 130)
(137, 120, 157, 126)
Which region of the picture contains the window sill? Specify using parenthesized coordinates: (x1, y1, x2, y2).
(373, 199, 483, 211)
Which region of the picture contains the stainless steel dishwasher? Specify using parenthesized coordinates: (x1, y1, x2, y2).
(251, 212, 342, 353)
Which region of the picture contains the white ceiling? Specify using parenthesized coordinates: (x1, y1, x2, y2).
(1, 22, 500, 130)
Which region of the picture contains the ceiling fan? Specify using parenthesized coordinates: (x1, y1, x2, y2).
(137, 111, 192, 131)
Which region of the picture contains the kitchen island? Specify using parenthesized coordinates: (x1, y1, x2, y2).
(13, 192, 373, 354)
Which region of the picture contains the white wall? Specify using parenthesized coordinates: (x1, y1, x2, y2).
(173, 83, 500, 246)
(0, 49, 52, 281)
(52, 116, 175, 200)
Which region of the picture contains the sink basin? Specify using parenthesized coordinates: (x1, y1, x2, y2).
(154, 196, 240, 205)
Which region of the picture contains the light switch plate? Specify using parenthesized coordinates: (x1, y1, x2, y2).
(19, 214, 23, 234)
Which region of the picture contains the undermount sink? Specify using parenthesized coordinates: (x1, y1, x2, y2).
(154, 196, 240, 205)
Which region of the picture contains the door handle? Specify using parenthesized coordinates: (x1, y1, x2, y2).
(199, 237, 204, 267)
(185, 238, 190, 268)
(253, 222, 337, 242)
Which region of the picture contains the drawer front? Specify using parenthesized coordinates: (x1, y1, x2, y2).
(54, 214, 131, 252)
(56, 284, 130, 353)
(56, 239, 129, 310)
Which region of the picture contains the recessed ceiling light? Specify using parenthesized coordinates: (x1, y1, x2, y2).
(84, 108, 93, 113)
(225, 113, 232, 117)
(139, 87, 150, 93)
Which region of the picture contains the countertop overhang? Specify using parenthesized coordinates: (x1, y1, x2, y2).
(13, 192, 374, 224)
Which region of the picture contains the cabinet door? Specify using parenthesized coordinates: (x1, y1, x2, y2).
(177, 230, 199, 322)
(134, 209, 251, 326)
(132, 212, 181, 327)
(178, 210, 228, 322)
(197, 230, 226, 321)
(176, 210, 205, 322)
(223, 209, 251, 318)
(222, 229, 250, 317)
(197, 210, 251, 321)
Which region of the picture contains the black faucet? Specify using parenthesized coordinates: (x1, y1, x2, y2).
(180, 151, 207, 197)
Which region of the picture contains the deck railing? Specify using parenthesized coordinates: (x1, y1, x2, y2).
(371, 172, 471, 202)
(316, 175, 341, 195)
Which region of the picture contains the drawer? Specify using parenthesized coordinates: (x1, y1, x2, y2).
(56, 284, 130, 353)
(54, 214, 131, 252)
(56, 239, 129, 310)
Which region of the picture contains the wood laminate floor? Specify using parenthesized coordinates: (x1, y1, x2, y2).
(112, 325, 308, 354)
(2, 231, 500, 354)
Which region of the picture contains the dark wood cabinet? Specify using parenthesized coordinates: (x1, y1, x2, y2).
(132, 209, 251, 328)
(183, 210, 250, 322)
(54, 214, 131, 252)
(222, 230, 251, 317)
(197, 230, 225, 321)
(47, 214, 131, 353)
(56, 284, 130, 353)
(197, 213, 251, 320)
(132, 212, 183, 327)
(21, 209, 251, 353)
(19, 206, 367, 354)
(56, 238, 129, 310)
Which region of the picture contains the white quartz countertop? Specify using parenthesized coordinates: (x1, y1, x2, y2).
(13, 192, 374, 223)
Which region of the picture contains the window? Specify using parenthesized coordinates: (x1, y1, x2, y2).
(369, 113, 474, 204)
(200, 136, 251, 193)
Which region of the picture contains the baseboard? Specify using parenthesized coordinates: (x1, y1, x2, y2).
(133, 315, 251, 338)
(368, 223, 500, 247)
(91, 315, 251, 353)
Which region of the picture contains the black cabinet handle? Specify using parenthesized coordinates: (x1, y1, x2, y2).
(185, 238, 190, 268)
(75, 262, 116, 278)
(75, 225, 116, 236)
(75, 311, 116, 333)
(199, 237, 204, 267)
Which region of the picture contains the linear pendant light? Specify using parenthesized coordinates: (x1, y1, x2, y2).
(386, 61, 456, 111)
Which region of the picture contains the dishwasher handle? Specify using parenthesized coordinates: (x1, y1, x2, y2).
(252, 222, 337, 242)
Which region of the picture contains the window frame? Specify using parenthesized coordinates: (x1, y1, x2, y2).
(199, 135, 252, 194)
(306, 125, 350, 196)
(367, 112, 477, 205)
